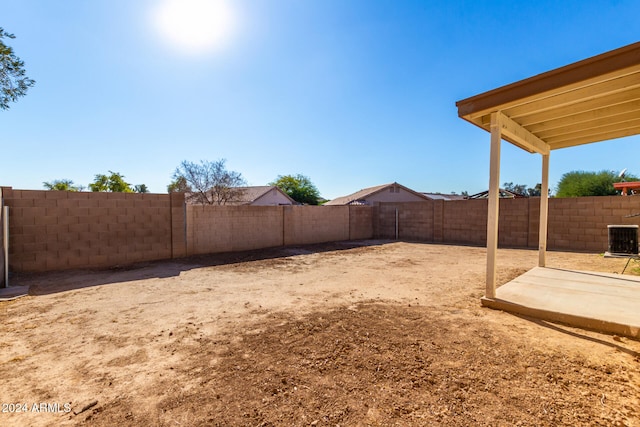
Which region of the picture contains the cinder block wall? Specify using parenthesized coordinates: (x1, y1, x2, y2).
(442, 200, 488, 245)
(376, 196, 640, 251)
(284, 206, 350, 246)
(186, 205, 373, 255)
(4, 189, 374, 272)
(4, 189, 185, 272)
(10, 186, 640, 273)
(547, 196, 640, 252)
(349, 206, 374, 240)
(186, 205, 284, 255)
(374, 202, 436, 241)
(497, 198, 530, 248)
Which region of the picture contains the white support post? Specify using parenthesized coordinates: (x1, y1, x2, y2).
(486, 112, 501, 299)
(539, 154, 550, 267)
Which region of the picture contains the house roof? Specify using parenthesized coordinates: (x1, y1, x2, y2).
(238, 185, 296, 204)
(456, 41, 640, 152)
(234, 186, 295, 204)
(421, 193, 467, 201)
(466, 188, 527, 199)
(325, 182, 430, 205)
(185, 186, 295, 205)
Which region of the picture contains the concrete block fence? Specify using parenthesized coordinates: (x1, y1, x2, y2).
(1, 187, 373, 273)
(374, 196, 640, 252)
(2, 185, 639, 273)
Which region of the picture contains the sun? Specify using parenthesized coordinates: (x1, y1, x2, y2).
(152, 0, 236, 55)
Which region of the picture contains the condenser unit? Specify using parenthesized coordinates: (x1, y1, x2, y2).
(607, 225, 638, 256)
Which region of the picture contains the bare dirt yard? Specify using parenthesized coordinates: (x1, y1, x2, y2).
(1, 241, 639, 426)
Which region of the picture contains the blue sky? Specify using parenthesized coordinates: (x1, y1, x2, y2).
(2, 0, 639, 199)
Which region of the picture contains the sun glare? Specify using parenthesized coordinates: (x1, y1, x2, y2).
(152, 0, 236, 55)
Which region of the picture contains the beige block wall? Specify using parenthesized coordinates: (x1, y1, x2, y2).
(547, 196, 640, 252)
(6, 191, 370, 272)
(10, 186, 640, 274)
(186, 205, 284, 255)
(6, 189, 179, 272)
(498, 198, 530, 248)
(283, 206, 349, 246)
(186, 205, 367, 255)
(170, 192, 187, 258)
(375, 196, 640, 252)
(348, 206, 374, 240)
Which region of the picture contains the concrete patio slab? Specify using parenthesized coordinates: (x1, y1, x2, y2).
(482, 267, 640, 340)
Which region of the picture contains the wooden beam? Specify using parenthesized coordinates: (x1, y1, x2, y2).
(504, 72, 640, 119)
(526, 100, 640, 134)
(546, 125, 640, 148)
(537, 117, 640, 140)
(514, 86, 640, 127)
(486, 112, 501, 299)
(539, 154, 549, 267)
(457, 42, 640, 119)
(498, 111, 550, 155)
(461, 64, 640, 121)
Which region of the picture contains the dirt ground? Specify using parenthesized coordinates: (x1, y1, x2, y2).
(1, 240, 639, 426)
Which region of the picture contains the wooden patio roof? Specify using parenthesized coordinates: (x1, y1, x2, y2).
(456, 42, 640, 152)
(456, 41, 640, 306)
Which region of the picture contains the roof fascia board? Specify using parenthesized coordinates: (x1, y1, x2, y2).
(503, 72, 640, 120)
(456, 42, 640, 119)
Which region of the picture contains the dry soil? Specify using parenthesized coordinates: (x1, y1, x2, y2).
(1, 241, 639, 426)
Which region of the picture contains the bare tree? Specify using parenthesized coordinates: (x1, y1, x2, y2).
(171, 159, 247, 205)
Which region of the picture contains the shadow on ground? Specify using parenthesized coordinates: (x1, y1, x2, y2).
(10, 240, 390, 297)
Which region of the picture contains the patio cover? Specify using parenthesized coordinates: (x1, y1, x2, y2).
(456, 41, 640, 299)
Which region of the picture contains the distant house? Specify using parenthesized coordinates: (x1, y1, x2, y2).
(233, 186, 296, 205)
(325, 182, 430, 206)
(466, 188, 527, 199)
(186, 186, 296, 205)
(421, 193, 467, 201)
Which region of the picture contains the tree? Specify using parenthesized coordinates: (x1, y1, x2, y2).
(43, 179, 82, 191)
(555, 170, 638, 197)
(502, 182, 549, 197)
(270, 174, 320, 205)
(89, 171, 135, 193)
(171, 159, 247, 205)
(502, 182, 528, 196)
(134, 184, 149, 193)
(1, 28, 35, 110)
(527, 184, 542, 197)
(167, 176, 189, 193)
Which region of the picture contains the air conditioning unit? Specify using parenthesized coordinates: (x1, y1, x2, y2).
(607, 225, 638, 256)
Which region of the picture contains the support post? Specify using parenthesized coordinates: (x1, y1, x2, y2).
(3, 206, 8, 288)
(539, 153, 550, 267)
(486, 112, 501, 299)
